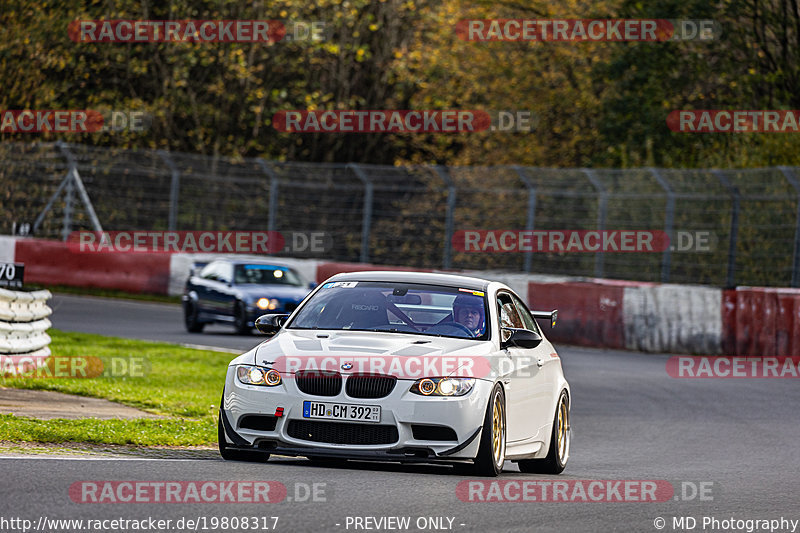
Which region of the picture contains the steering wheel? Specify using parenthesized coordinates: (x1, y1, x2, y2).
(430, 321, 476, 337)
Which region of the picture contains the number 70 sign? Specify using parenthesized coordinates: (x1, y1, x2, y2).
(0, 263, 24, 289)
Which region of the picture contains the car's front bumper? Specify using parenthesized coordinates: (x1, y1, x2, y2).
(220, 366, 491, 461)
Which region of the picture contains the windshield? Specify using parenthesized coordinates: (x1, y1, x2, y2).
(288, 281, 489, 340)
(233, 264, 304, 286)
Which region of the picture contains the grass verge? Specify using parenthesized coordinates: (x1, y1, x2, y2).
(0, 329, 235, 446)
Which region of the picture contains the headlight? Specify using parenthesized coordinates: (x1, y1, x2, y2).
(410, 377, 475, 396)
(237, 365, 282, 386)
(256, 298, 280, 310)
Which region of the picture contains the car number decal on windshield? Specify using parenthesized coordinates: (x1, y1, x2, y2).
(322, 281, 359, 289)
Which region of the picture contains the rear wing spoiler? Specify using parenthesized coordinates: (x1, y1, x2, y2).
(533, 309, 558, 328)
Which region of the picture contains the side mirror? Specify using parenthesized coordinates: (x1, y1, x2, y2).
(501, 327, 543, 349)
(255, 314, 289, 335)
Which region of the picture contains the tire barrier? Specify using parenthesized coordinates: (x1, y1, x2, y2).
(0, 287, 52, 375)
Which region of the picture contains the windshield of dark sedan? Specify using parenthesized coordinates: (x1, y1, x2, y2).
(234, 264, 304, 286)
(288, 281, 489, 340)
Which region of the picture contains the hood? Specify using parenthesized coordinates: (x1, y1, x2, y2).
(236, 284, 309, 302)
(248, 329, 497, 380)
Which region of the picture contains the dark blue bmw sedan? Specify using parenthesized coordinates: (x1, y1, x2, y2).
(182, 259, 314, 334)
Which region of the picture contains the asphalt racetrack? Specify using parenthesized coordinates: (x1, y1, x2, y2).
(4, 294, 798, 532)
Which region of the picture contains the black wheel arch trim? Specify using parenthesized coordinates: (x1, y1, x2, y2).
(219, 391, 250, 447)
(437, 427, 482, 457)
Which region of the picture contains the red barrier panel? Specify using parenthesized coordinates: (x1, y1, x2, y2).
(727, 288, 800, 356)
(315, 262, 429, 284)
(528, 281, 625, 349)
(15, 239, 171, 294)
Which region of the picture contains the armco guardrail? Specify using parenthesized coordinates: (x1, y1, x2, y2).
(0, 287, 53, 372)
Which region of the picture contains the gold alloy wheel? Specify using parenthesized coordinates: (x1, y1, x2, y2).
(556, 394, 570, 465)
(491, 390, 506, 468)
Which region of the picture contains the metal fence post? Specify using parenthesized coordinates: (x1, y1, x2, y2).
(435, 166, 456, 270)
(62, 169, 75, 241)
(778, 166, 800, 287)
(348, 163, 374, 264)
(712, 170, 740, 288)
(257, 159, 280, 234)
(38, 141, 104, 241)
(581, 168, 607, 278)
(158, 151, 180, 231)
(32, 166, 70, 236)
(513, 166, 537, 273)
(649, 167, 676, 283)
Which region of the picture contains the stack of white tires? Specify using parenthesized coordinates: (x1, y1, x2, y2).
(0, 288, 53, 375)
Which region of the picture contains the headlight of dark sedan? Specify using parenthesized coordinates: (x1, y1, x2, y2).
(256, 298, 280, 310)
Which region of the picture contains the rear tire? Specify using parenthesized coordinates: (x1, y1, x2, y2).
(218, 413, 266, 462)
(184, 301, 204, 333)
(234, 301, 251, 335)
(518, 390, 570, 474)
(472, 383, 506, 477)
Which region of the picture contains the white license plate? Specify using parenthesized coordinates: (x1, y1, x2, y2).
(302, 401, 381, 423)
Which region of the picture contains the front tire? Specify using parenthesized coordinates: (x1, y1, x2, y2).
(518, 389, 570, 474)
(184, 301, 204, 333)
(473, 383, 506, 477)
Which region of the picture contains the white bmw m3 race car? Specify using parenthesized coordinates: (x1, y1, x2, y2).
(218, 271, 570, 476)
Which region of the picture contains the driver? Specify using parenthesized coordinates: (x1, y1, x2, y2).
(452, 293, 486, 337)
